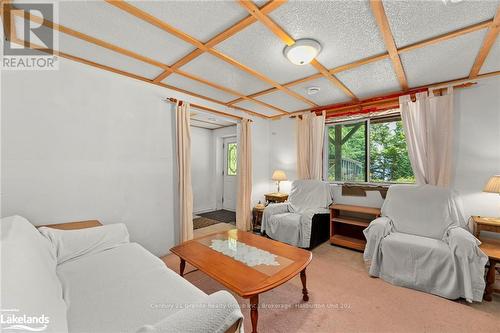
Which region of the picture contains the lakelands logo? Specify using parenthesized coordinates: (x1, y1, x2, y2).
(1, 309, 50, 331)
(1, 2, 59, 70)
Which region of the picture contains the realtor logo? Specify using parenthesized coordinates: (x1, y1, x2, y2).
(0, 309, 50, 331)
(1, 2, 58, 70)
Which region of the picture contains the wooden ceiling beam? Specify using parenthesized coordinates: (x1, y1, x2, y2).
(238, 0, 358, 101)
(153, 0, 285, 83)
(469, 6, 500, 78)
(13, 7, 286, 116)
(370, 0, 409, 91)
(107, 0, 317, 107)
(1, 0, 18, 43)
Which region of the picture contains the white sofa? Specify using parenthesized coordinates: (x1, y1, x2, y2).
(363, 185, 488, 302)
(1, 215, 243, 333)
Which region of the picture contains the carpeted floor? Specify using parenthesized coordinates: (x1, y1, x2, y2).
(198, 209, 236, 224)
(162, 241, 500, 333)
(193, 217, 220, 230)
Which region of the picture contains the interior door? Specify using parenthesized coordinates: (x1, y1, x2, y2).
(222, 136, 237, 211)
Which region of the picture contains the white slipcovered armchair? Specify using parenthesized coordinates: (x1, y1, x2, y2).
(363, 185, 488, 302)
(261, 180, 332, 248)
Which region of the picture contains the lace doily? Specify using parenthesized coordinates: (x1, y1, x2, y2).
(209, 239, 280, 267)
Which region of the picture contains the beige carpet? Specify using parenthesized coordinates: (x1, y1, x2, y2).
(162, 242, 500, 333)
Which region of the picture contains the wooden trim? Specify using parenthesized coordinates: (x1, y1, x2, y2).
(108, 0, 317, 107)
(175, 69, 288, 114)
(269, 71, 500, 121)
(1, 0, 16, 42)
(12, 39, 266, 121)
(153, 0, 285, 82)
(38, 220, 103, 230)
(370, 0, 408, 91)
(166, 97, 247, 121)
(238, 0, 358, 101)
(469, 6, 500, 78)
(13, 7, 272, 118)
(11, 9, 171, 69)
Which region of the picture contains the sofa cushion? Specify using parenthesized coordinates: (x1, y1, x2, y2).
(382, 184, 464, 239)
(39, 223, 129, 264)
(1, 215, 68, 333)
(380, 232, 455, 295)
(57, 242, 207, 333)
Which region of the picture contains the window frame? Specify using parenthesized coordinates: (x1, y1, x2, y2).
(323, 114, 414, 185)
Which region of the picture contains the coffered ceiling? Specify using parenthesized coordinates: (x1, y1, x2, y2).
(3, 0, 499, 119)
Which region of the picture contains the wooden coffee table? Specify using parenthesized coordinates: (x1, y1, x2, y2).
(170, 229, 312, 333)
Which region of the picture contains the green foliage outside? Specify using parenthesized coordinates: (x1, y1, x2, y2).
(369, 121, 415, 183)
(327, 120, 415, 183)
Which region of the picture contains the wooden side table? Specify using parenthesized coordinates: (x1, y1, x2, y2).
(479, 238, 500, 301)
(264, 192, 288, 204)
(252, 206, 265, 232)
(473, 216, 500, 237)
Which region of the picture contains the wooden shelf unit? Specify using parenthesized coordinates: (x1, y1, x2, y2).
(329, 204, 381, 251)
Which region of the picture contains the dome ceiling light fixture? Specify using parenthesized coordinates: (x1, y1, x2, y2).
(283, 39, 322, 66)
(307, 86, 321, 95)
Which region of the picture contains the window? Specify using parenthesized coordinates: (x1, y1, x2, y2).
(227, 142, 237, 176)
(324, 116, 415, 183)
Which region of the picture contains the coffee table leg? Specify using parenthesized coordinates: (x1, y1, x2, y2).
(484, 259, 497, 302)
(179, 258, 186, 277)
(300, 268, 309, 301)
(250, 294, 259, 333)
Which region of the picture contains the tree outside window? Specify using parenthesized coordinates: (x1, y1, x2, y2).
(325, 116, 415, 183)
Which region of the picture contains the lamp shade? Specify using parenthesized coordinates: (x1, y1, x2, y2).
(272, 170, 287, 181)
(483, 175, 500, 193)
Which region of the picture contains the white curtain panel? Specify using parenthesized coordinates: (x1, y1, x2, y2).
(236, 119, 253, 231)
(175, 101, 193, 242)
(399, 88, 453, 187)
(296, 112, 326, 180)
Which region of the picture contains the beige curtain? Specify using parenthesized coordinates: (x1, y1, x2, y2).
(176, 101, 193, 242)
(296, 111, 326, 180)
(399, 88, 454, 187)
(236, 119, 252, 231)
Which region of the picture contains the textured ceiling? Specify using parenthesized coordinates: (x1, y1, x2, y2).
(58, 1, 195, 65)
(401, 29, 486, 88)
(384, 0, 499, 48)
(268, 0, 387, 69)
(289, 77, 352, 106)
(7, 0, 500, 118)
(215, 21, 318, 84)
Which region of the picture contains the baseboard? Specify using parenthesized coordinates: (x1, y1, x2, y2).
(194, 207, 217, 214)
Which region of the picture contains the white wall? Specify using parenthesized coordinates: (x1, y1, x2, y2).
(269, 77, 500, 215)
(1, 58, 248, 256)
(190, 126, 214, 213)
(452, 76, 500, 218)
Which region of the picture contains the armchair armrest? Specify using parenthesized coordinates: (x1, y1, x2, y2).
(263, 202, 291, 217)
(443, 226, 489, 302)
(363, 217, 393, 275)
(137, 291, 243, 333)
(444, 226, 483, 259)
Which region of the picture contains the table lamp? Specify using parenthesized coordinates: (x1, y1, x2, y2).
(272, 170, 287, 193)
(483, 175, 500, 217)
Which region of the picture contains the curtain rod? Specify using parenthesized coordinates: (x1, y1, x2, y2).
(163, 97, 251, 122)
